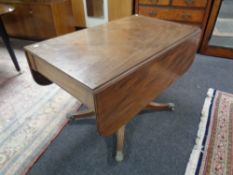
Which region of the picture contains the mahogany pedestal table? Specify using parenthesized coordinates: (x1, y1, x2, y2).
(24, 15, 201, 162)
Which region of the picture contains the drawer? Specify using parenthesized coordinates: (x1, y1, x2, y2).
(138, 6, 205, 23)
(3, 3, 56, 39)
(28, 4, 56, 38)
(138, 0, 170, 6)
(172, 0, 208, 8)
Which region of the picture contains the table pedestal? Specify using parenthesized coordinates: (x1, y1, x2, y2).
(67, 102, 175, 162)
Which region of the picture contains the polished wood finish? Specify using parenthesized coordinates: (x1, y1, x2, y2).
(26, 52, 96, 110)
(71, 0, 86, 27)
(201, 47, 233, 59)
(136, 0, 213, 49)
(0, 0, 75, 39)
(25, 16, 201, 136)
(115, 125, 125, 162)
(108, 0, 133, 21)
(71, 0, 133, 27)
(138, 7, 205, 23)
(95, 31, 200, 135)
(138, 0, 170, 6)
(172, 0, 208, 8)
(86, 0, 103, 17)
(145, 102, 174, 111)
(200, 0, 233, 59)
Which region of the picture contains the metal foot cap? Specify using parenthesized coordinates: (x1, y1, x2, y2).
(115, 151, 124, 162)
(168, 103, 175, 111)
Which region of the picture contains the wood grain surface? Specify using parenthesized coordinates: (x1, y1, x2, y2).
(138, 0, 170, 6)
(0, 0, 75, 39)
(138, 6, 205, 23)
(25, 15, 201, 136)
(25, 16, 199, 90)
(135, 0, 213, 50)
(95, 30, 200, 135)
(71, 0, 86, 27)
(172, 0, 208, 8)
(108, 0, 133, 21)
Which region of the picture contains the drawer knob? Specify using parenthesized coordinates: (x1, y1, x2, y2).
(29, 9, 33, 14)
(185, 0, 194, 4)
(150, 0, 158, 4)
(149, 11, 157, 17)
(182, 13, 192, 20)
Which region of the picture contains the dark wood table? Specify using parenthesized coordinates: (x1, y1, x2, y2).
(25, 15, 201, 161)
(0, 4, 20, 71)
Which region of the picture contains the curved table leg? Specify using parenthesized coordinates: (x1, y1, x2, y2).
(115, 125, 125, 162)
(145, 102, 175, 111)
(67, 101, 175, 162)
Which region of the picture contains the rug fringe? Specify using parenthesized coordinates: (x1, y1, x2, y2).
(184, 88, 215, 175)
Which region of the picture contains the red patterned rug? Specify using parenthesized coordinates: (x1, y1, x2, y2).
(0, 40, 81, 175)
(185, 89, 233, 175)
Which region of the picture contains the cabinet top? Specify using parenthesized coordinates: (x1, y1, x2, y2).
(0, 4, 14, 16)
(25, 15, 200, 91)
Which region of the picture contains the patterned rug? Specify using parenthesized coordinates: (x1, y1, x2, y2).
(0, 39, 81, 175)
(185, 88, 233, 175)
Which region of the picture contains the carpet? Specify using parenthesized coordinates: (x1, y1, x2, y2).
(0, 40, 81, 175)
(185, 88, 233, 175)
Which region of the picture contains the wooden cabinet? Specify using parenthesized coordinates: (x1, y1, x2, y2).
(71, 0, 86, 27)
(138, 7, 205, 23)
(139, 0, 170, 6)
(135, 0, 212, 48)
(172, 0, 208, 8)
(71, 0, 133, 28)
(108, 0, 133, 21)
(0, 0, 75, 39)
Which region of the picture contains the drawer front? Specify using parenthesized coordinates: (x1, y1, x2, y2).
(138, 6, 205, 23)
(172, 0, 208, 8)
(29, 4, 56, 38)
(138, 0, 170, 6)
(2, 3, 56, 39)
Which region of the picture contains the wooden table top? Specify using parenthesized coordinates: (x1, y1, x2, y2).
(25, 15, 200, 91)
(0, 4, 14, 16)
(25, 15, 201, 135)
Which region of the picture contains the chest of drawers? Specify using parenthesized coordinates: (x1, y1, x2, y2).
(0, 0, 75, 40)
(135, 0, 212, 48)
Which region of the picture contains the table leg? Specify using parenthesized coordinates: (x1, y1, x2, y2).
(67, 109, 95, 120)
(145, 102, 175, 111)
(67, 101, 175, 162)
(115, 125, 125, 162)
(66, 106, 126, 162)
(0, 17, 20, 71)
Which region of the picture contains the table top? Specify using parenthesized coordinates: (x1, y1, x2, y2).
(25, 15, 201, 136)
(25, 15, 200, 92)
(0, 4, 14, 16)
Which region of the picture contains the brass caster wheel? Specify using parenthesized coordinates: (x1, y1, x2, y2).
(168, 103, 175, 111)
(115, 151, 124, 162)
